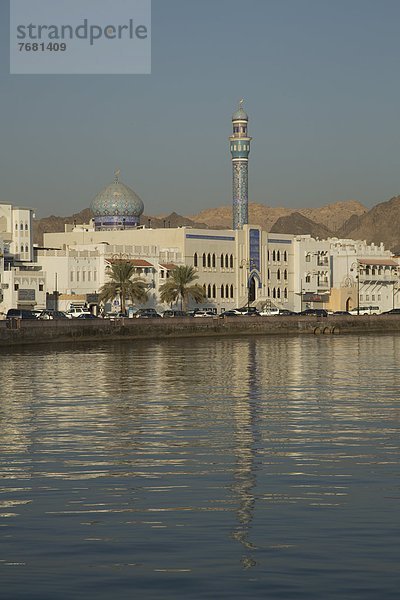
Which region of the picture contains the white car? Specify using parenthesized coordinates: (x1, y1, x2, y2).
(259, 307, 280, 316)
(67, 307, 92, 318)
(193, 310, 216, 318)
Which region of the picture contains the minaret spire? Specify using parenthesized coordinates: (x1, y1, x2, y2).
(230, 101, 252, 230)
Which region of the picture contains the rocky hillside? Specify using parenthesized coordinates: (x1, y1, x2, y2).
(191, 200, 366, 233)
(337, 195, 400, 253)
(270, 212, 334, 239)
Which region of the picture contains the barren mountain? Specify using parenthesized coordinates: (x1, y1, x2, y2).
(270, 212, 334, 239)
(337, 195, 400, 252)
(190, 200, 366, 232)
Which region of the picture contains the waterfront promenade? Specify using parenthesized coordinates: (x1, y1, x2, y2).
(2, 314, 400, 347)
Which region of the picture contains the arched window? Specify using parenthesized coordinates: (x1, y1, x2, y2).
(225, 284, 229, 298)
(221, 284, 224, 298)
(20, 223, 23, 230)
(194, 252, 198, 267)
(212, 253, 216, 268)
(203, 284, 206, 294)
(277, 288, 281, 299)
(20, 244, 24, 252)
(267, 287, 270, 297)
(207, 253, 211, 268)
(277, 269, 281, 280)
(25, 245, 29, 253)
(305, 274, 311, 283)
(284, 251, 287, 262)
(268, 269, 270, 279)
(207, 284, 212, 298)
(230, 284, 234, 298)
(15, 223, 18, 230)
(284, 269, 287, 280)
(212, 284, 216, 299)
(272, 250, 276, 261)
(202, 253, 206, 268)
(25, 223, 28, 230)
(273, 288, 276, 299)
(230, 254, 234, 268)
(267, 250, 270, 261)
(284, 287, 288, 299)
(220, 254, 224, 268)
(225, 254, 229, 268)
(277, 251, 281, 261)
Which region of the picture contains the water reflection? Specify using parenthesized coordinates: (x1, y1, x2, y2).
(1, 335, 400, 599)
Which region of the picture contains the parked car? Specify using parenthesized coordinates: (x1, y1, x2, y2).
(332, 310, 351, 316)
(349, 306, 380, 316)
(380, 308, 400, 315)
(300, 308, 328, 317)
(76, 313, 98, 319)
(193, 310, 216, 318)
(278, 309, 298, 316)
(135, 309, 161, 319)
(67, 306, 92, 318)
(162, 310, 187, 318)
(103, 312, 127, 320)
(219, 310, 239, 318)
(6, 309, 37, 320)
(259, 307, 280, 316)
(37, 309, 69, 320)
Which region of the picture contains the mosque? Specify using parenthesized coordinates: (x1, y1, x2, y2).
(2, 103, 397, 315)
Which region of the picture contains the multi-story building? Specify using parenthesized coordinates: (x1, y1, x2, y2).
(0, 203, 46, 315)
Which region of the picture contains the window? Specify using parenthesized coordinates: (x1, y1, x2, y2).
(221, 285, 224, 299)
(25, 224, 28, 230)
(202, 253, 206, 268)
(15, 223, 18, 230)
(268, 269, 270, 279)
(284, 288, 288, 299)
(25, 245, 29, 253)
(284, 251, 288, 262)
(194, 253, 198, 267)
(267, 287, 270, 297)
(160, 270, 164, 279)
(267, 250, 270, 261)
(225, 255, 229, 268)
(212, 284, 216, 299)
(207, 284, 211, 298)
(277, 251, 281, 261)
(70, 272, 74, 282)
(277, 269, 281, 280)
(372, 295, 375, 301)
(76, 271, 80, 282)
(207, 253, 211, 268)
(366, 295, 370, 301)
(305, 274, 311, 283)
(272, 250, 276, 261)
(14, 283, 19, 291)
(284, 269, 287, 280)
(277, 288, 281, 299)
(20, 245, 24, 252)
(220, 254, 224, 268)
(230, 284, 234, 298)
(378, 294, 381, 301)
(230, 254, 233, 268)
(39, 284, 44, 292)
(88, 272, 91, 282)
(20, 223, 23, 230)
(306, 253, 311, 262)
(273, 288, 276, 299)
(212, 253, 216, 268)
(225, 284, 229, 298)
(82, 271, 86, 282)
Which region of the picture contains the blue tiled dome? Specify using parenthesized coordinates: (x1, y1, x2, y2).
(91, 173, 144, 218)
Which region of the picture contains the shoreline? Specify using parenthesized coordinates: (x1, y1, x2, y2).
(2, 315, 400, 348)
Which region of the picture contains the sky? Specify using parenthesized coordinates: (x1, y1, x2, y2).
(1, 0, 400, 217)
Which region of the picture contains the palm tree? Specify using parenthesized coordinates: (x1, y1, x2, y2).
(99, 260, 149, 313)
(159, 265, 205, 310)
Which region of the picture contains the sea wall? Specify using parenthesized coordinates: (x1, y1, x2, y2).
(1, 315, 400, 347)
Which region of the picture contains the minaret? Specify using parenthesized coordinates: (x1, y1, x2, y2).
(230, 100, 252, 230)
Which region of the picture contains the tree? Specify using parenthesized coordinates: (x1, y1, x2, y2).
(159, 265, 205, 310)
(99, 260, 149, 313)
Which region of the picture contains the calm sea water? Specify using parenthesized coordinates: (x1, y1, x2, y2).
(1, 334, 399, 599)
